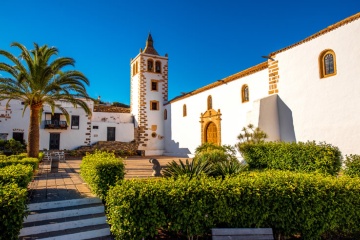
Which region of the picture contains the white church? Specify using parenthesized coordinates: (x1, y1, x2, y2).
(1, 12, 360, 157)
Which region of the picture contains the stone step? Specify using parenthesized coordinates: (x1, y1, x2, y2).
(24, 205, 105, 223)
(20, 198, 111, 239)
(28, 197, 102, 211)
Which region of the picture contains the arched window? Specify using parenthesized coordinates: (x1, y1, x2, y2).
(319, 49, 336, 78)
(147, 59, 154, 72)
(155, 61, 161, 73)
(132, 64, 135, 76)
(207, 95, 212, 110)
(242, 85, 249, 103)
(183, 104, 187, 117)
(135, 61, 138, 74)
(164, 109, 167, 120)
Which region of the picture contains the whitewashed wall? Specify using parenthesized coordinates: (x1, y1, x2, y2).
(276, 18, 360, 155)
(165, 68, 269, 156)
(91, 112, 134, 143)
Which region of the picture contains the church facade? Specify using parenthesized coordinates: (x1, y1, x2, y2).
(1, 12, 360, 157)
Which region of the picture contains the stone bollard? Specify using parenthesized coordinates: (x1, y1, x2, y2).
(149, 158, 162, 177)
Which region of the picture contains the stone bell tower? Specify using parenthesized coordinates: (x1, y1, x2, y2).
(130, 34, 168, 156)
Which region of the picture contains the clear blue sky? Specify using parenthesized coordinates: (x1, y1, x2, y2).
(1, 0, 359, 105)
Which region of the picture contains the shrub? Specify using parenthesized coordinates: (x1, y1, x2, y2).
(4, 139, 26, 155)
(0, 165, 33, 188)
(80, 150, 125, 200)
(236, 123, 268, 145)
(239, 141, 342, 175)
(162, 159, 213, 179)
(106, 171, 360, 239)
(211, 160, 248, 178)
(0, 157, 39, 171)
(195, 143, 237, 163)
(0, 183, 28, 240)
(343, 154, 360, 177)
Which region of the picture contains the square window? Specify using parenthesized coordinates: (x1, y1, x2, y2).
(71, 115, 80, 129)
(151, 81, 158, 91)
(150, 101, 159, 111)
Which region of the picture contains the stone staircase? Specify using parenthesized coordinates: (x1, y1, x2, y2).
(19, 197, 112, 240)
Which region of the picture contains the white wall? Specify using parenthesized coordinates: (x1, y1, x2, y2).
(276, 18, 360, 155)
(165, 68, 269, 156)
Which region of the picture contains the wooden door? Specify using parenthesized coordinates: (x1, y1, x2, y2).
(49, 133, 60, 150)
(206, 122, 217, 145)
(107, 127, 115, 141)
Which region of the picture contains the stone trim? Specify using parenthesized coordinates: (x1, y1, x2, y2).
(200, 109, 222, 146)
(268, 59, 279, 95)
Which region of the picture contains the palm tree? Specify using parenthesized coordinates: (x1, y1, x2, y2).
(0, 42, 91, 157)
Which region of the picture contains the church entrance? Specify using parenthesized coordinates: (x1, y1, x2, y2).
(206, 122, 217, 144)
(200, 109, 222, 146)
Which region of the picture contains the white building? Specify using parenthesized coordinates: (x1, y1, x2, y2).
(1, 12, 360, 156)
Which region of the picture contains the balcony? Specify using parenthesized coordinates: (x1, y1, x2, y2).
(44, 120, 68, 129)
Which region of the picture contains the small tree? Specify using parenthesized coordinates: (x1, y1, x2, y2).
(236, 124, 267, 156)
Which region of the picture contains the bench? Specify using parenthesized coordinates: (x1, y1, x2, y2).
(212, 228, 274, 240)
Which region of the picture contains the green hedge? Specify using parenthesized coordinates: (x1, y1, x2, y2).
(0, 157, 39, 171)
(343, 154, 360, 177)
(80, 150, 125, 200)
(0, 183, 28, 240)
(239, 141, 342, 175)
(0, 165, 33, 188)
(106, 171, 360, 239)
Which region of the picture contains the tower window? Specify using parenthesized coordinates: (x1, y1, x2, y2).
(155, 61, 161, 73)
(147, 59, 154, 72)
(164, 109, 167, 120)
(151, 80, 158, 91)
(183, 104, 187, 117)
(136, 61, 138, 74)
(150, 100, 159, 111)
(207, 95, 212, 110)
(242, 85, 249, 103)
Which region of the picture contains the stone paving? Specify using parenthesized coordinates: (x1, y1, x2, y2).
(28, 155, 190, 203)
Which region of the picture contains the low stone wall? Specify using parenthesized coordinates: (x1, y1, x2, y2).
(72, 141, 140, 157)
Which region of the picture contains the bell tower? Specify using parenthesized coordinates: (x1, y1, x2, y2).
(130, 34, 168, 156)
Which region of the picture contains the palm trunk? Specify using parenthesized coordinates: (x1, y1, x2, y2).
(28, 103, 42, 158)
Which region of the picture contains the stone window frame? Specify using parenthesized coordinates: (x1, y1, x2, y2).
(150, 100, 159, 111)
(147, 59, 154, 72)
(319, 49, 337, 79)
(155, 61, 161, 73)
(183, 104, 187, 117)
(151, 80, 159, 92)
(241, 84, 249, 103)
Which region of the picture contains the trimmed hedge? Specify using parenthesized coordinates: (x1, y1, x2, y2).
(0, 157, 39, 171)
(80, 150, 125, 200)
(0, 165, 33, 188)
(239, 141, 342, 175)
(0, 183, 28, 240)
(106, 171, 360, 239)
(343, 154, 360, 177)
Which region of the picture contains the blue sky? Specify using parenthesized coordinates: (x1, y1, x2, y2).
(0, 0, 359, 105)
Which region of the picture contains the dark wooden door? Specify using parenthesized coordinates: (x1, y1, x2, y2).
(49, 133, 60, 150)
(107, 127, 115, 141)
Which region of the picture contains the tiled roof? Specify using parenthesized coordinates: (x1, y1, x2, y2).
(270, 11, 360, 56)
(143, 33, 159, 55)
(93, 105, 130, 113)
(167, 62, 268, 104)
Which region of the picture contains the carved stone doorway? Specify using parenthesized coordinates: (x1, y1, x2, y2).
(200, 109, 221, 145)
